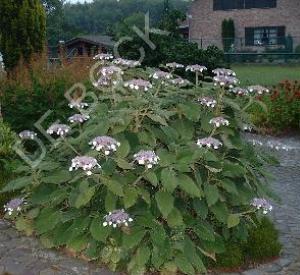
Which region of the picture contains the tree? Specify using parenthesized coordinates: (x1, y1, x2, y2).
(0, 0, 46, 72)
(222, 18, 235, 52)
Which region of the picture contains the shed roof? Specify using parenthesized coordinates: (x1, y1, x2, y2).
(65, 35, 115, 47)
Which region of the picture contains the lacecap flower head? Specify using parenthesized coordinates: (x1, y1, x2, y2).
(230, 87, 249, 96)
(150, 70, 172, 80)
(47, 124, 71, 137)
(69, 156, 101, 176)
(103, 209, 133, 228)
(93, 53, 114, 61)
(169, 77, 190, 86)
(89, 136, 121, 155)
(134, 150, 159, 169)
(186, 64, 207, 73)
(247, 85, 270, 95)
(68, 114, 90, 124)
(209, 117, 230, 128)
(4, 198, 25, 216)
(213, 68, 236, 77)
(251, 198, 273, 214)
(124, 79, 153, 92)
(19, 130, 37, 140)
(213, 75, 239, 88)
(99, 65, 123, 77)
(166, 62, 184, 69)
(197, 137, 222, 149)
(198, 97, 217, 108)
(113, 58, 141, 68)
(68, 100, 89, 109)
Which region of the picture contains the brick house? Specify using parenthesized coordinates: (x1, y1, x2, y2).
(188, 0, 300, 51)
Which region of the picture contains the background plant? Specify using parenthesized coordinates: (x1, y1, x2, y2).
(2, 61, 275, 274)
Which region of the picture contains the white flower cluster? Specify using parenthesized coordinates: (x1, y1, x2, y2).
(242, 124, 253, 132)
(247, 85, 270, 95)
(230, 87, 249, 96)
(69, 156, 101, 176)
(113, 58, 141, 68)
(19, 130, 37, 140)
(93, 53, 114, 61)
(93, 75, 115, 87)
(68, 100, 89, 109)
(169, 77, 190, 86)
(267, 141, 291, 151)
(4, 198, 24, 216)
(134, 150, 159, 168)
(47, 124, 71, 137)
(89, 136, 121, 155)
(150, 70, 172, 80)
(197, 137, 223, 149)
(186, 64, 207, 73)
(213, 75, 239, 88)
(213, 68, 236, 77)
(166, 62, 184, 69)
(99, 65, 123, 77)
(124, 79, 153, 91)
(198, 97, 217, 108)
(251, 198, 273, 214)
(209, 117, 230, 128)
(68, 114, 90, 124)
(103, 209, 133, 228)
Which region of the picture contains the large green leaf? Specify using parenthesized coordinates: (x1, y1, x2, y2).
(123, 228, 146, 249)
(123, 186, 138, 208)
(175, 254, 195, 275)
(227, 214, 240, 228)
(103, 178, 124, 197)
(161, 168, 178, 192)
(155, 191, 174, 217)
(69, 181, 95, 208)
(204, 184, 219, 206)
(135, 245, 151, 266)
(178, 174, 202, 198)
(35, 208, 62, 234)
(90, 217, 111, 242)
(167, 208, 184, 227)
(42, 170, 72, 184)
(193, 222, 215, 241)
(1, 176, 32, 192)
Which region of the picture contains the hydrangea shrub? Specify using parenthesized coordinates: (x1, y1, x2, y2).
(2, 60, 274, 274)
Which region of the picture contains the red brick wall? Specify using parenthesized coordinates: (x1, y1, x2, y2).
(189, 0, 300, 50)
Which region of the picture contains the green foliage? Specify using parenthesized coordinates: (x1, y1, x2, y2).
(243, 217, 282, 262)
(0, 0, 46, 71)
(250, 80, 300, 132)
(207, 217, 281, 269)
(222, 18, 235, 52)
(4, 64, 274, 274)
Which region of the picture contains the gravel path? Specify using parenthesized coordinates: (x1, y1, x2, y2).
(1, 134, 300, 275)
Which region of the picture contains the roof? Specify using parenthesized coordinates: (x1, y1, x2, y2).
(65, 35, 115, 47)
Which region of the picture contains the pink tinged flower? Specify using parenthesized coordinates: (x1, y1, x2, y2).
(68, 101, 89, 109)
(93, 53, 114, 60)
(169, 77, 190, 86)
(19, 130, 37, 140)
(230, 87, 249, 96)
(47, 124, 71, 137)
(212, 68, 236, 77)
(150, 70, 172, 80)
(4, 198, 24, 216)
(251, 198, 273, 214)
(93, 75, 113, 87)
(124, 79, 153, 92)
(213, 75, 239, 88)
(69, 156, 101, 176)
(198, 97, 217, 108)
(103, 209, 133, 228)
(99, 65, 123, 77)
(166, 62, 184, 69)
(113, 58, 141, 68)
(134, 150, 159, 169)
(68, 114, 90, 124)
(89, 136, 121, 155)
(209, 117, 230, 128)
(186, 64, 207, 73)
(197, 137, 223, 149)
(247, 85, 270, 95)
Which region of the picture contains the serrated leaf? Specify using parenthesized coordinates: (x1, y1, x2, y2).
(178, 174, 202, 198)
(116, 139, 130, 158)
(123, 228, 146, 249)
(116, 158, 134, 170)
(15, 217, 34, 236)
(123, 186, 138, 208)
(175, 254, 195, 275)
(167, 208, 184, 227)
(143, 171, 158, 186)
(204, 185, 219, 206)
(155, 191, 174, 217)
(42, 170, 72, 184)
(105, 191, 117, 212)
(193, 223, 215, 241)
(90, 217, 111, 242)
(147, 114, 168, 126)
(69, 181, 95, 208)
(227, 214, 240, 228)
(136, 245, 151, 266)
(35, 208, 62, 235)
(104, 179, 123, 197)
(1, 176, 32, 192)
(161, 168, 178, 192)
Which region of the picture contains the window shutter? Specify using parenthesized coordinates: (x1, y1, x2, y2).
(245, 28, 254, 46)
(277, 26, 285, 45)
(213, 0, 222, 10)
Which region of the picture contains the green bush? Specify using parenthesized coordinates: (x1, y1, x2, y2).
(2, 63, 274, 274)
(0, 120, 16, 211)
(250, 80, 300, 132)
(244, 217, 282, 262)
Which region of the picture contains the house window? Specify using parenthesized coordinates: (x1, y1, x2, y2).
(245, 26, 285, 46)
(213, 0, 276, 11)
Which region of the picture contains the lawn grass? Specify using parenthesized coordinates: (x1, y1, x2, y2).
(232, 64, 300, 87)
